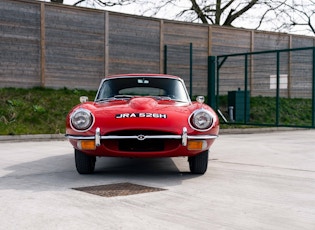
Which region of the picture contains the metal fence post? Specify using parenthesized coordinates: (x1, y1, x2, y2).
(190, 43, 193, 97)
(244, 54, 248, 124)
(164, 45, 167, 74)
(312, 47, 315, 127)
(208, 56, 216, 108)
(276, 51, 280, 126)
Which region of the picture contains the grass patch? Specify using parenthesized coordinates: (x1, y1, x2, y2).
(0, 87, 96, 135)
(0, 88, 313, 135)
(218, 95, 313, 127)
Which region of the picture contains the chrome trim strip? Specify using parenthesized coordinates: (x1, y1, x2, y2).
(65, 135, 95, 140)
(182, 127, 187, 146)
(187, 135, 218, 140)
(66, 127, 218, 145)
(66, 133, 218, 141)
(95, 127, 101, 146)
(100, 135, 182, 140)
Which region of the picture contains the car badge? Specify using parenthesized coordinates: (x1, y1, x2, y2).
(137, 134, 146, 141)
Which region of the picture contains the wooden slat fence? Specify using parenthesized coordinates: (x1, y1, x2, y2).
(1, 0, 314, 96)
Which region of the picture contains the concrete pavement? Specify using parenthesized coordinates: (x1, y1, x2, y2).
(0, 130, 315, 229)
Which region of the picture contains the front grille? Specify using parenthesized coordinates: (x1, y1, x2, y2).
(119, 139, 164, 152)
(107, 130, 176, 152)
(108, 130, 173, 136)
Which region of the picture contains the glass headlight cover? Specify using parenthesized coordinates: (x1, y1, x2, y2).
(189, 109, 214, 131)
(70, 109, 94, 131)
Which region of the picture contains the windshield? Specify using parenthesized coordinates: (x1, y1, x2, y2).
(95, 77, 190, 103)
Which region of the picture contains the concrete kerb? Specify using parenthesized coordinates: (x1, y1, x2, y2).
(0, 127, 309, 143)
(0, 134, 66, 143)
(219, 127, 308, 134)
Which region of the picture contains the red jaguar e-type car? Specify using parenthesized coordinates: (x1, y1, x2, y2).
(66, 74, 219, 174)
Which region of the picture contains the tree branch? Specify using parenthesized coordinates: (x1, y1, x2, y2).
(223, 0, 258, 26)
(190, 0, 208, 24)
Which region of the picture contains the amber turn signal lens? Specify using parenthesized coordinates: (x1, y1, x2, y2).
(187, 140, 205, 150)
(78, 140, 96, 150)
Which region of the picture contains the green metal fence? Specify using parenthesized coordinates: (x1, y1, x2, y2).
(164, 43, 194, 97)
(208, 47, 315, 128)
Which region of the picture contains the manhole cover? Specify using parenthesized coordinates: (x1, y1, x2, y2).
(73, 182, 166, 197)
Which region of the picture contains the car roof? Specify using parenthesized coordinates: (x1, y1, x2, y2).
(104, 73, 182, 80)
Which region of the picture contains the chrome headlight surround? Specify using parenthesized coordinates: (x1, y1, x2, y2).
(189, 109, 214, 131)
(70, 108, 94, 132)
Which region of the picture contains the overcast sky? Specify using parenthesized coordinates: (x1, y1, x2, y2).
(41, 0, 165, 16)
(40, 0, 314, 36)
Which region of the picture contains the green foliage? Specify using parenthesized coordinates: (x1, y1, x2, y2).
(0, 88, 313, 135)
(33, 105, 46, 113)
(0, 87, 96, 135)
(218, 95, 313, 127)
(250, 96, 312, 126)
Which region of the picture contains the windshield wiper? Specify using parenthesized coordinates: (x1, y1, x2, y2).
(95, 95, 134, 102)
(113, 95, 135, 99)
(95, 98, 110, 102)
(151, 96, 172, 101)
(150, 96, 188, 103)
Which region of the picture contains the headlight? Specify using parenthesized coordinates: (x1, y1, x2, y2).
(189, 109, 213, 131)
(70, 109, 94, 131)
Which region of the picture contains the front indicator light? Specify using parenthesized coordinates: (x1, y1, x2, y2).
(187, 140, 207, 150)
(78, 140, 96, 150)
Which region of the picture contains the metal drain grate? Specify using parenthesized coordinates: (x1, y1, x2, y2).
(73, 182, 166, 197)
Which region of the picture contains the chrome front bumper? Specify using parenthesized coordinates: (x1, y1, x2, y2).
(65, 127, 218, 147)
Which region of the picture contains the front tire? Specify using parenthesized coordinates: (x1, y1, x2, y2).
(188, 150, 209, 174)
(75, 149, 96, 174)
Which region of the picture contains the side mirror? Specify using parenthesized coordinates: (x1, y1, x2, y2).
(80, 96, 89, 103)
(196, 96, 205, 104)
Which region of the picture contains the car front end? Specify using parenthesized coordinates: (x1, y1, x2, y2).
(66, 74, 219, 174)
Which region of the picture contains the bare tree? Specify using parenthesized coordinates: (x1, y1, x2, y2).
(185, 0, 259, 26)
(278, 0, 314, 35)
(73, 0, 134, 7)
(72, 0, 315, 35)
(72, 0, 261, 26)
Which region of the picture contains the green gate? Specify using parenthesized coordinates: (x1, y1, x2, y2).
(208, 47, 315, 128)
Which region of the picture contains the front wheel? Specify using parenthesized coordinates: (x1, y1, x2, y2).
(188, 150, 209, 174)
(75, 149, 96, 174)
